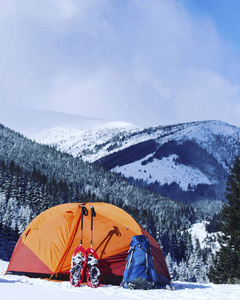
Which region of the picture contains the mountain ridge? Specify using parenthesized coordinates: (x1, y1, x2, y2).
(1, 107, 239, 210)
(1, 109, 236, 282)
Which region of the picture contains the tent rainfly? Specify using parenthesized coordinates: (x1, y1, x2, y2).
(6, 202, 170, 284)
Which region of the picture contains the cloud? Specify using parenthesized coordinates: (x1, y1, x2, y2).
(0, 0, 240, 127)
(174, 69, 240, 121)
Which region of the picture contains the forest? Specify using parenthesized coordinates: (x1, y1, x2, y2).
(0, 123, 221, 282)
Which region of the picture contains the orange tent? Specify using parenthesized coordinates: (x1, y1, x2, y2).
(6, 202, 170, 284)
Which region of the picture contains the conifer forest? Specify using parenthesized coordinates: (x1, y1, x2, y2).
(0, 123, 239, 283)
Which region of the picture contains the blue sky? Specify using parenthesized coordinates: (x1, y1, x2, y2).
(181, 0, 240, 47)
(1, 0, 240, 127)
(180, 0, 240, 83)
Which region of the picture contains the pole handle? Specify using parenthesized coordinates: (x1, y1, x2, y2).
(90, 205, 96, 247)
(81, 204, 88, 217)
(80, 205, 88, 245)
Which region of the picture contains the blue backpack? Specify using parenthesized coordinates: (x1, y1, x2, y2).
(121, 235, 158, 289)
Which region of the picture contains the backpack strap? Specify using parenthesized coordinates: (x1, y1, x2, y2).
(126, 246, 134, 269)
(145, 249, 148, 273)
(126, 243, 144, 269)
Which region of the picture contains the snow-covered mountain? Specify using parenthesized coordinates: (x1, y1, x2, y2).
(0, 106, 137, 157)
(0, 106, 136, 136)
(93, 120, 240, 209)
(94, 120, 240, 197)
(1, 106, 240, 209)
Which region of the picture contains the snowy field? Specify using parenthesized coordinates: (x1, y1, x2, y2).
(1, 260, 240, 300)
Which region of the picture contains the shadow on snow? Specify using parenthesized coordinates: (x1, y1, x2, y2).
(173, 282, 210, 290)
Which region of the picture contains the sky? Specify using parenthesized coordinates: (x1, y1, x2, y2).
(1, 0, 240, 127)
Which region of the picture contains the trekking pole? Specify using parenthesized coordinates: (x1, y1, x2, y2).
(86, 205, 101, 288)
(69, 204, 88, 287)
(90, 205, 96, 248)
(80, 204, 88, 246)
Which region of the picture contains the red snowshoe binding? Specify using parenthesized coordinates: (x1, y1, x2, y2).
(86, 247, 101, 288)
(69, 246, 87, 287)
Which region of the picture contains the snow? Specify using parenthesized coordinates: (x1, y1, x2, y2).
(9, 110, 239, 191)
(189, 222, 210, 247)
(113, 154, 213, 191)
(32, 121, 137, 161)
(1, 106, 240, 204)
(0, 106, 109, 135)
(1, 260, 240, 300)
(188, 222, 220, 252)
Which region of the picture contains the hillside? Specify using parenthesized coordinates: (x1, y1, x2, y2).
(0, 123, 176, 214)
(94, 120, 240, 212)
(1, 108, 238, 282)
(0, 106, 136, 153)
(0, 123, 198, 268)
(0, 106, 112, 135)
(3, 107, 238, 213)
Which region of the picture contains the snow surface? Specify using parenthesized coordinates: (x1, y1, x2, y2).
(0, 106, 135, 137)
(113, 154, 213, 191)
(188, 222, 220, 252)
(1, 260, 240, 300)
(0, 106, 138, 161)
(1, 106, 240, 198)
(32, 121, 137, 160)
(8, 109, 239, 192)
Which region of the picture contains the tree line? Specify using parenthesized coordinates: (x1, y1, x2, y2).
(1, 123, 231, 283)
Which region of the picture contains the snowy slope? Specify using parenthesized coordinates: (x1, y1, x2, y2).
(1, 260, 240, 300)
(0, 106, 137, 159)
(1, 107, 239, 166)
(112, 154, 213, 191)
(96, 120, 240, 167)
(1, 107, 240, 205)
(94, 120, 240, 202)
(32, 120, 137, 159)
(188, 222, 220, 253)
(0, 106, 136, 135)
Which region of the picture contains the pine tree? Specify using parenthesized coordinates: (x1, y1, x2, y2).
(208, 156, 240, 284)
(0, 192, 7, 224)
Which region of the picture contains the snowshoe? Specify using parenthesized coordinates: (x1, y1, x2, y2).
(69, 246, 87, 287)
(86, 248, 101, 288)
